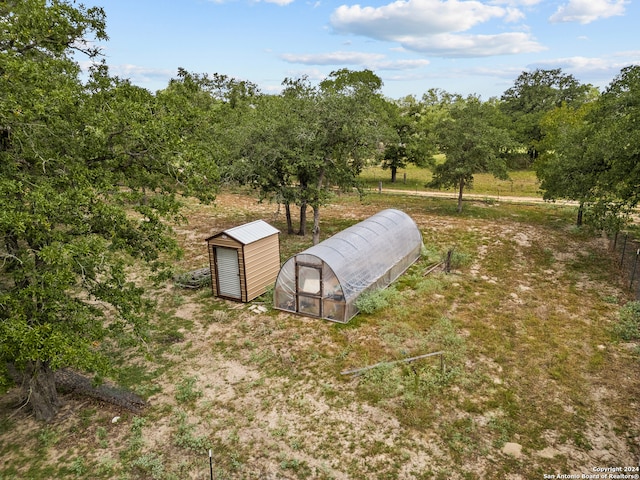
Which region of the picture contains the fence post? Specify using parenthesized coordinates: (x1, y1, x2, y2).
(378, 181, 382, 193)
(630, 249, 639, 290)
(620, 234, 628, 268)
(445, 249, 453, 273)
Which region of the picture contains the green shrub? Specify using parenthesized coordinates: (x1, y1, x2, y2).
(175, 376, 203, 404)
(132, 452, 165, 479)
(615, 301, 640, 341)
(443, 249, 472, 270)
(355, 287, 400, 314)
(173, 410, 209, 453)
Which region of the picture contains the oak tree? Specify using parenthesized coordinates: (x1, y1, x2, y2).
(429, 96, 513, 212)
(0, 1, 217, 420)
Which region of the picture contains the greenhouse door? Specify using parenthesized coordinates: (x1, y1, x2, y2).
(296, 264, 322, 317)
(216, 247, 241, 299)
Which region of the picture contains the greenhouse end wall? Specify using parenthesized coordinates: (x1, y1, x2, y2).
(273, 209, 423, 323)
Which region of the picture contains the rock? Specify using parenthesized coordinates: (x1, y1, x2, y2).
(536, 446, 561, 459)
(502, 442, 522, 458)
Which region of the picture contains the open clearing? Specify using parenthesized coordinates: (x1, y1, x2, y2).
(1, 190, 639, 479)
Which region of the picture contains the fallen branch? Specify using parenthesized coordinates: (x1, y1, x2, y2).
(55, 369, 147, 413)
(423, 262, 443, 276)
(340, 351, 445, 376)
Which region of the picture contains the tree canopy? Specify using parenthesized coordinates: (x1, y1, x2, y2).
(536, 65, 640, 232)
(0, 1, 219, 420)
(429, 96, 513, 212)
(380, 95, 435, 183)
(238, 69, 387, 244)
(501, 68, 593, 166)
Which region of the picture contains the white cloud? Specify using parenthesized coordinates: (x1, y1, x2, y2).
(263, 0, 296, 5)
(109, 64, 176, 81)
(531, 55, 638, 76)
(331, 0, 507, 38)
(504, 7, 525, 22)
(280, 51, 430, 70)
(280, 51, 387, 65)
(549, 0, 627, 24)
(329, 0, 544, 57)
(400, 32, 545, 57)
(490, 0, 542, 6)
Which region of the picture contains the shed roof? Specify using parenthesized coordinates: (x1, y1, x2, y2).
(297, 209, 422, 300)
(206, 220, 279, 245)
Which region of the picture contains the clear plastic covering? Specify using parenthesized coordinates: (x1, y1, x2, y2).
(274, 209, 423, 323)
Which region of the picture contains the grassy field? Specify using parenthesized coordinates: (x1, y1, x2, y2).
(0, 188, 638, 479)
(360, 163, 542, 199)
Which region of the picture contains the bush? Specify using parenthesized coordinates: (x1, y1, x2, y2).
(443, 249, 472, 270)
(175, 376, 203, 404)
(615, 301, 640, 341)
(355, 287, 400, 314)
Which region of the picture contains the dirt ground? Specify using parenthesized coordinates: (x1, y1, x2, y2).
(1, 191, 639, 480)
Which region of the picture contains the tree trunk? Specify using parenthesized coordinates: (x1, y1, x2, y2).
(311, 165, 327, 244)
(22, 360, 60, 422)
(391, 166, 397, 183)
(298, 202, 307, 236)
(285, 203, 293, 234)
(312, 205, 321, 245)
(457, 178, 465, 213)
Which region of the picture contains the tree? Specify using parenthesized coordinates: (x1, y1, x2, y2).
(536, 65, 640, 233)
(581, 65, 640, 232)
(236, 85, 305, 234)
(380, 96, 435, 183)
(535, 102, 598, 226)
(429, 96, 513, 213)
(307, 69, 387, 244)
(501, 68, 593, 167)
(239, 70, 387, 244)
(0, 2, 217, 420)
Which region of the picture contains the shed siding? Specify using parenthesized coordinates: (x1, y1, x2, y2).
(210, 236, 242, 249)
(244, 235, 280, 299)
(208, 243, 217, 298)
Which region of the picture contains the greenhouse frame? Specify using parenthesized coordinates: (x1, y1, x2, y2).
(273, 209, 423, 323)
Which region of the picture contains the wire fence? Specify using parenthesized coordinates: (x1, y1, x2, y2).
(611, 232, 640, 299)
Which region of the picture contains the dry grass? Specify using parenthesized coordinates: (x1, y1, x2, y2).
(360, 163, 542, 198)
(1, 189, 638, 480)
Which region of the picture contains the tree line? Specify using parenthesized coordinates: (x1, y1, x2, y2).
(1, 0, 639, 420)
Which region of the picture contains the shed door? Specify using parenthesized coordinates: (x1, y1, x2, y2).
(216, 247, 241, 299)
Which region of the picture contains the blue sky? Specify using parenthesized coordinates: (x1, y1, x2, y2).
(88, 0, 640, 99)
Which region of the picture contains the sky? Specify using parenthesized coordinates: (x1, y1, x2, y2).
(86, 0, 640, 100)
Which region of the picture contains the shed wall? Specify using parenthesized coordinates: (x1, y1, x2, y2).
(243, 235, 281, 300)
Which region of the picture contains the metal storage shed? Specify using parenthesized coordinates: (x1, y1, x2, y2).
(206, 220, 280, 302)
(273, 209, 423, 323)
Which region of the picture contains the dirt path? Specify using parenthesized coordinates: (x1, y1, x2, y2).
(379, 187, 579, 206)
